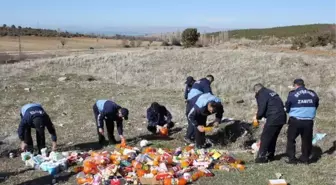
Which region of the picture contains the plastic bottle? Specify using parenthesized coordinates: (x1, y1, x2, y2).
(180, 160, 189, 168)
(191, 172, 199, 182)
(203, 126, 214, 132)
(252, 119, 259, 127)
(121, 138, 127, 147)
(177, 178, 188, 185)
(159, 127, 169, 136)
(132, 160, 143, 169)
(156, 173, 173, 180)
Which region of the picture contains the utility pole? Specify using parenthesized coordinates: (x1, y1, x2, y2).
(18, 27, 22, 60)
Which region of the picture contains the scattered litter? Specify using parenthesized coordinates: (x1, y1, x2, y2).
(140, 140, 151, 148)
(9, 152, 14, 158)
(24, 88, 31, 92)
(236, 99, 244, 104)
(275, 172, 283, 179)
(312, 133, 327, 145)
(58, 124, 64, 127)
(268, 179, 288, 185)
(58, 77, 68, 82)
(251, 141, 260, 154)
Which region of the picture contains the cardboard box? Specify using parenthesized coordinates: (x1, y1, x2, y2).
(139, 177, 162, 185)
(268, 179, 288, 185)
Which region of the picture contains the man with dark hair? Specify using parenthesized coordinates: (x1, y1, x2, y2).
(187, 74, 214, 100)
(285, 79, 319, 164)
(93, 100, 129, 145)
(18, 103, 57, 153)
(187, 93, 224, 148)
(184, 76, 196, 100)
(146, 102, 174, 134)
(253, 83, 287, 163)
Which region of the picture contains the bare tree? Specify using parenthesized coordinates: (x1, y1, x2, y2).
(148, 40, 153, 47)
(60, 38, 67, 48)
(135, 40, 142, 47)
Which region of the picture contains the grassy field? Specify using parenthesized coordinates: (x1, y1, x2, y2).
(0, 45, 335, 185)
(0, 36, 159, 52)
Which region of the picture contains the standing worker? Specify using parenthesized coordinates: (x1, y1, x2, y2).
(187, 93, 224, 148)
(285, 79, 319, 164)
(187, 75, 214, 100)
(146, 102, 174, 134)
(184, 76, 196, 101)
(18, 103, 57, 153)
(183, 76, 195, 141)
(93, 100, 129, 145)
(253, 83, 287, 163)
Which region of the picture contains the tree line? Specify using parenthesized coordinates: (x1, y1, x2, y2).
(0, 24, 159, 42)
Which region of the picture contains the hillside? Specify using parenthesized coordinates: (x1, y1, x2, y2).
(208, 24, 335, 39)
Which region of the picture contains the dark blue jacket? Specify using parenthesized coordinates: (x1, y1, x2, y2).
(285, 87, 319, 120)
(255, 87, 286, 125)
(147, 105, 172, 127)
(187, 93, 223, 127)
(187, 78, 212, 100)
(18, 103, 57, 142)
(96, 100, 123, 135)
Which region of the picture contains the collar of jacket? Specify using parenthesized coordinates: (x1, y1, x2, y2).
(255, 87, 265, 98)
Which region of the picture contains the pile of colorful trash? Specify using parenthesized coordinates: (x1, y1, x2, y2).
(19, 139, 246, 185)
(73, 141, 246, 185)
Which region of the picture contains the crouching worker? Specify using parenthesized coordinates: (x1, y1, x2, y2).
(253, 83, 287, 163)
(93, 100, 129, 145)
(18, 103, 57, 153)
(147, 102, 174, 135)
(187, 93, 224, 149)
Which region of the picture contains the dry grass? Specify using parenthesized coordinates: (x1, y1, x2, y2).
(0, 46, 335, 185)
(0, 36, 161, 52)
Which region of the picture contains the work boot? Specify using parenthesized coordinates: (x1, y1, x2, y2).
(108, 137, 117, 145)
(285, 158, 298, 165)
(183, 137, 194, 144)
(298, 156, 310, 165)
(196, 143, 212, 149)
(267, 155, 275, 162)
(255, 157, 269, 163)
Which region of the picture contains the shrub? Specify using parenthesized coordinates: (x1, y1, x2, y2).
(60, 38, 67, 48)
(171, 38, 181, 46)
(120, 39, 130, 48)
(290, 38, 306, 50)
(129, 40, 135, 47)
(182, 28, 200, 47)
(135, 40, 142, 47)
(309, 33, 332, 47)
(161, 41, 170, 46)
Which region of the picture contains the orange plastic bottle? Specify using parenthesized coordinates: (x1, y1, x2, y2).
(252, 119, 259, 127)
(132, 161, 143, 169)
(163, 178, 172, 185)
(191, 173, 199, 182)
(121, 138, 126, 147)
(177, 178, 187, 185)
(159, 127, 169, 136)
(180, 160, 189, 168)
(136, 169, 146, 177)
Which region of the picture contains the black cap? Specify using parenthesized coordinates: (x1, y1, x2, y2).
(120, 108, 129, 120)
(293, 78, 305, 86)
(185, 76, 195, 84)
